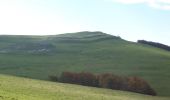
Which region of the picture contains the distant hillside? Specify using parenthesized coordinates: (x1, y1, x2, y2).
(0, 74, 169, 100)
(0, 31, 170, 96)
(138, 40, 170, 51)
(0, 31, 120, 54)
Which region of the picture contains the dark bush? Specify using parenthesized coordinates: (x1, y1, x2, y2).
(98, 74, 127, 90)
(49, 75, 58, 82)
(59, 71, 75, 83)
(138, 40, 170, 51)
(77, 72, 99, 87)
(127, 77, 157, 96)
(59, 71, 98, 87)
(49, 71, 157, 96)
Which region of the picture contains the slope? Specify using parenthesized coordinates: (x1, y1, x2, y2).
(0, 31, 169, 96)
(0, 74, 169, 100)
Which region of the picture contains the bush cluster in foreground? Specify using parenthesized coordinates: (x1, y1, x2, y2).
(49, 72, 156, 96)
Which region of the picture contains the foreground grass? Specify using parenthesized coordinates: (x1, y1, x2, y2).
(0, 74, 169, 100)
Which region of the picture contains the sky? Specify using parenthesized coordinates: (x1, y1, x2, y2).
(0, 0, 170, 45)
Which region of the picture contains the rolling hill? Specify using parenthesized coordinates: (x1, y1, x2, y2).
(0, 31, 170, 96)
(0, 74, 169, 100)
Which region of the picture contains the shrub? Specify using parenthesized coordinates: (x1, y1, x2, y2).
(59, 71, 75, 83)
(49, 75, 58, 82)
(78, 72, 99, 87)
(59, 72, 98, 87)
(138, 40, 170, 51)
(127, 77, 157, 96)
(50, 71, 157, 96)
(98, 73, 127, 90)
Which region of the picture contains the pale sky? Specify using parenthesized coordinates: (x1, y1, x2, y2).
(0, 0, 170, 45)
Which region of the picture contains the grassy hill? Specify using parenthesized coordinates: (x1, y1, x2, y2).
(0, 74, 169, 100)
(0, 31, 170, 96)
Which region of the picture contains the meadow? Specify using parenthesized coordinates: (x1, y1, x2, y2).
(0, 32, 170, 96)
(0, 74, 169, 100)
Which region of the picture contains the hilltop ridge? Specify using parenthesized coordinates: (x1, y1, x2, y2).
(46, 31, 121, 43)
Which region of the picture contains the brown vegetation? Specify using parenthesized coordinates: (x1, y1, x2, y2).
(49, 72, 157, 96)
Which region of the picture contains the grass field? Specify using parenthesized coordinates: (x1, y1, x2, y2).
(0, 32, 170, 96)
(0, 74, 169, 100)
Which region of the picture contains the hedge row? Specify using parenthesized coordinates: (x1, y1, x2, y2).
(49, 72, 156, 96)
(138, 40, 170, 51)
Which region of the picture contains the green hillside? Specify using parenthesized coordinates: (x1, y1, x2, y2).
(0, 74, 169, 100)
(0, 31, 170, 96)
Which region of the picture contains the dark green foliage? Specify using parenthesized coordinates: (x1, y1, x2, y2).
(48, 75, 58, 82)
(59, 72, 75, 84)
(59, 72, 98, 87)
(138, 40, 170, 51)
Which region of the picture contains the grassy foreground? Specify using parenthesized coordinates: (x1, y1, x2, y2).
(0, 74, 169, 100)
